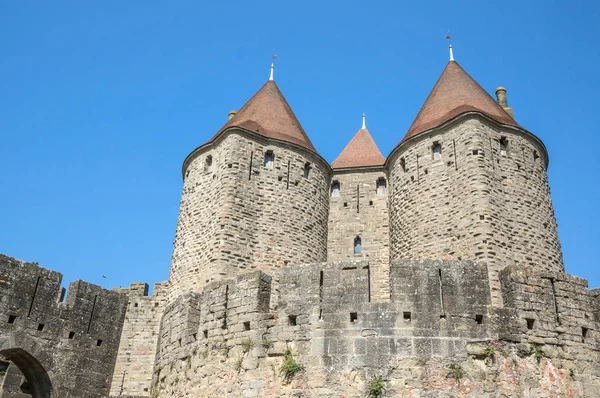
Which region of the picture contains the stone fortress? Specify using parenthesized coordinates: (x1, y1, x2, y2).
(0, 49, 598, 397)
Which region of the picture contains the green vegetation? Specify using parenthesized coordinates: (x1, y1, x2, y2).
(280, 348, 303, 383)
(531, 343, 545, 364)
(241, 337, 255, 353)
(262, 337, 274, 350)
(367, 375, 385, 398)
(448, 362, 464, 382)
(484, 344, 495, 361)
(235, 356, 244, 373)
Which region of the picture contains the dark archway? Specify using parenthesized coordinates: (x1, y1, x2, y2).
(0, 348, 53, 398)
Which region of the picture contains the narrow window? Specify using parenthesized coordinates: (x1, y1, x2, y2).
(376, 178, 387, 195)
(403, 312, 411, 321)
(499, 137, 508, 156)
(264, 150, 274, 169)
(331, 181, 340, 197)
(303, 162, 311, 179)
(582, 327, 589, 343)
(203, 330, 208, 339)
(354, 236, 362, 255)
(350, 313, 358, 323)
(400, 157, 407, 172)
(244, 321, 250, 331)
(526, 318, 535, 330)
(7, 315, 16, 324)
(288, 315, 297, 326)
(96, 339, 103, 347)
(533, 150, 540, 161)
(475, 314, 483, 324)
(37, 324, 45, 331)
(68, 331, 75, 339)
(432, 142, 442, 161)
(205, 155, 213, 168)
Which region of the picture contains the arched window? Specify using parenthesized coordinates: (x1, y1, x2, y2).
(331, 181, 340, 197)
(376, 178, 387, 195)
(354, 236, 362, 255)
(264, 150, 274, 169)
(303, 162, 311, 179)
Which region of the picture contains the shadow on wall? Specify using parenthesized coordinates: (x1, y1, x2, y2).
(0, 347, 53, 398)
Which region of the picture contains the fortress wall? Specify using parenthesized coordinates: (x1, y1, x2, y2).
(0, 254, 127, 398)
(168, 131, 330, 302)
(327, 169, 390, 302)
(388, 117, 563, 306)
(108, 282, 168, 397)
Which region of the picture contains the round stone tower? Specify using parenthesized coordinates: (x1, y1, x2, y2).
(167, 76, 331, 301)
(387, 60, 563, 305)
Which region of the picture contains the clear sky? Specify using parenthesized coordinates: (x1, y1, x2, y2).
(1, 1, 598, 293)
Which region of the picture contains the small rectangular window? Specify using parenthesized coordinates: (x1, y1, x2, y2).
(303, 162, 311, 179)
(403, 312, 411, 321)
(432, 142, 442, 161)
(331, 181, 340, 197)
(37, 324, 45, 331)
(376, 178, 387, 195)
(354, 237, 362, 255)
(69, 331, 75, 339)
(203, 330, 208, 339)
(7, 315, 16, 324)
(350, 313, 358, 323)
(96, 339, 103, 347)
(244, 321, 250, 331)
(288, 315, 297, 326)
(400, 157, 407, 172)
(475, 314, 483, 324)
(526, 318, 535, 330)
(264, 151, 274, 169)
(500, 137, 508, 156)
(582, 327, 589, 343)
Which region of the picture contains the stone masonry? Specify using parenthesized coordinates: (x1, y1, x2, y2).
(0, 254, 127, 398)
(0, 57, 595, 397)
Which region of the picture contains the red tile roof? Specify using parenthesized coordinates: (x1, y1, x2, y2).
(331, 128, 386, 168)
(210, 80, 316, 152)
(402, 61, 520, 142)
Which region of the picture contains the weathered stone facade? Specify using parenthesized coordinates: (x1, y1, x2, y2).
(168, 130, 331, 302)
(388, 116, 563, 306)
(0, 255, 127, 398)
(327, 167, 390, 302)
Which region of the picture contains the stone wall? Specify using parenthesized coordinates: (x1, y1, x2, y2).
(0, 254, 127, 398)
(327, 168, 390, 302)
(108, 282, 168, 397)
(149, 259, 599, 397)
(168, 129, 331, 302)
(388, 116, 563, 305)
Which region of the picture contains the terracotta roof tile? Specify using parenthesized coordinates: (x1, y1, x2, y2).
(402, 61, 520, 142)
(210, 80, 316, 152)
(331, 128, 385, 168)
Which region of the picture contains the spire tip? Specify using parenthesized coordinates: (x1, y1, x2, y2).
(362, 113, 366, 129)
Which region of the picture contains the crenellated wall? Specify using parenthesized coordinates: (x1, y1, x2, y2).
(0, 254, 127, 398)
(168, 129, 331, 302)
(327, 168, 390, 302)
(149, 259, 599, 397)
(108, 282, 169, 397)
(388, 116, 563, 305)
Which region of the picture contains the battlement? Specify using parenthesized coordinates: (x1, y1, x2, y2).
(0, 254, 127, 398)
(149, 259, 600, 397)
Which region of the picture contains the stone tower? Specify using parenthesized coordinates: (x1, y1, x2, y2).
(328, 115, 390, 302)
(387, 60, 563, 305)
(167, 75, 331, 302)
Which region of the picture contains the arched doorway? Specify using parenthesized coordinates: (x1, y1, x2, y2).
(0, 348, 52, 398)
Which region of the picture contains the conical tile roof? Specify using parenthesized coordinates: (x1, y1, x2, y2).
(402, 61, 520, 142)
(210, 80, 316, 152)
(331, 127, 385, 168)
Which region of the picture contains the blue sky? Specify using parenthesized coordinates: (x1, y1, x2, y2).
(1, 1, 598, 293)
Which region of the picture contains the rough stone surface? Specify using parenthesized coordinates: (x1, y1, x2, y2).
(168, 130, 330, 302)
(327, 168, 390, 302)
(388, 117, 563, 305)
(0, 254, 127, 398)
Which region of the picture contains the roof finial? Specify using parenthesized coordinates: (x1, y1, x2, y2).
(445, 31, 454, 61)
(362, 113, 366, 129)
(269, 51, 277, 81)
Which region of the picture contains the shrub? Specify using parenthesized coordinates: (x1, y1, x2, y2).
(262, 338, 274, 350)
(531, 343, 545, 364)
(241, 337, 255, 353)
(367, 375, 385, 398)
(448, 362, 464, 382)
(280, 348, 303, 383)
